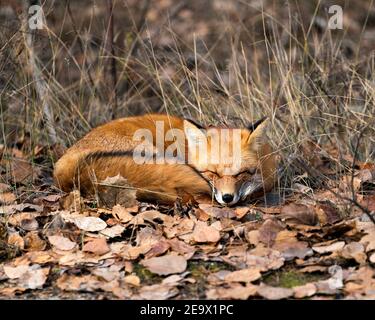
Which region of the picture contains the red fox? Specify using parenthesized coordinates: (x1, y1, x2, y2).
(53, 113, 277, 206)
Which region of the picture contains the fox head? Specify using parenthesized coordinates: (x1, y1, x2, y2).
(183, 118, 276, 206)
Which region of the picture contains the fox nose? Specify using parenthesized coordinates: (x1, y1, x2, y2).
(222, 194, 234, 203)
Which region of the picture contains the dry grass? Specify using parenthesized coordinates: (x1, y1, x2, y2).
(1, 0, 375, 198)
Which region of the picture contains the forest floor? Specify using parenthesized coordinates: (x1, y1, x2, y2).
(1, 0, 375, 299)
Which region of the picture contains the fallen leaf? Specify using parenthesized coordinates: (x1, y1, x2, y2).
(48, 235, 76, 251)
(100, 224, 125, 238)
(7, 232, 24, 249)
(124, 274, 141, 286)
(112, 204, 134, 223)
(74, 216, 107, 232)
(92, 265, 122, 282)
(194, 208, 210, 221)
(18, 266, 49, 289)
(0, 183, 11, 192)
(258, 219, 284, 247)
(246, 230, 260, 246)
(272, 231, 313, 261)
(83, 238, 110, 255)
(206, 283, 258, 300)
(20, 218, 39, 231)
(224, 268, 262, 283)
(340, 242, 367, 264)
(192, 221, 221, 243)
(145, 240, 171, 259)
(245, 247, 285, 271)
(141, 254, 187, 275)
(257, 284, 294, 300)
(99, 174, 138, 207)
(60, 190, 82, 211)
(293, 283, 317, 298)
(234, 207, 250, 219)
(360, 232, 375, 252)
(168, 238, 195, 259)
(315, 202, 342, 225)
(280, 203, 318, 226)
(297, 266, 327, 273)
(312, 241, 345, 254)
(0, 203, 43, 215)
(0, 192, 16, 205)
(137, 284, 178, 300)
(3, 265, 30, 279)
(198, 204, 236, 219)
(24, 232, 46, 251)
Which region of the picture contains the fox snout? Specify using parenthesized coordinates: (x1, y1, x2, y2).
(211, 174, 264, 206)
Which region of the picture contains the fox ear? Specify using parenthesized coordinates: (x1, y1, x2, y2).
(183, 119, 206, 146)
(246, 118, 269, 151)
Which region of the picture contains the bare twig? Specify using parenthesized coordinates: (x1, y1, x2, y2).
(105, 0, 118, 119)
(23, 0, 60, 146)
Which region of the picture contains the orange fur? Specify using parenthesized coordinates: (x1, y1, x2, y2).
(54, 113, 277, 205)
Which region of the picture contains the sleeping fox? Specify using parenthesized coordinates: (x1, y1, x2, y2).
(53, 113, 277, 206)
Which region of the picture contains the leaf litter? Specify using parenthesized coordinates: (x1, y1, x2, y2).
(1, 151, 375, 300)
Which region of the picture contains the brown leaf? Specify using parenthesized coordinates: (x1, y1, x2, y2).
(0, 183, 11, 192)
(74, 216, 107, 232)
(246, 230, 260, 246)
(360, 232, 375, 252)
(24, 232, 46, 251)
(124, 274, 141, 286)
(0, 192, 16, 205)
(234, 207, 250, 219)
(99, 174, 138, 207)
(280, 203, 318, 226)
(1, 203, 43, 215)
(224, 268, 262, 283)
(293, 283, 317, 298)
(20, 218, 39, 231)
(60, 190, 83, 211)
(168, 238, 195, 258)
(7, 232, 24, 250)
(100, 224, 125, 238)
(272, 230, 313, 261)
(258, 219, 284, 247)
(141, 254, 187, 275)
(112, 204, 134, 223)
(192, 221, 221, 243)
(145, 240, 171, 259)
(3, 265, 30, 279)
(48, 235, 76, 251)
(137, 284, 178, 300)
(206, 283, 258, 300)
(18, 266, 49, 289)
(312, 241, 345, 254)
(92, 265, 122, 282)
(194, 208, 210, 221)
(340, 242, 367, 264)
(56, 274, 130, 299)
(83, 238, 110, 256)
(2, 153, 40, 184)
(198, 204, 236, 219)
(315, 202, 342, 225)
(257, 284, 294, 300)
(245, 246, 285, 271)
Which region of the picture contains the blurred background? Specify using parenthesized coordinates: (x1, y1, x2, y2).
(0, 0, 375, 193)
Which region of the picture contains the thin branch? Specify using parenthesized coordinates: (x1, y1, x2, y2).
(105, 0, 118, 119)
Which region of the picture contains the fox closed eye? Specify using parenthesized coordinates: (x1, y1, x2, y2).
(235, 168, 256, 177)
